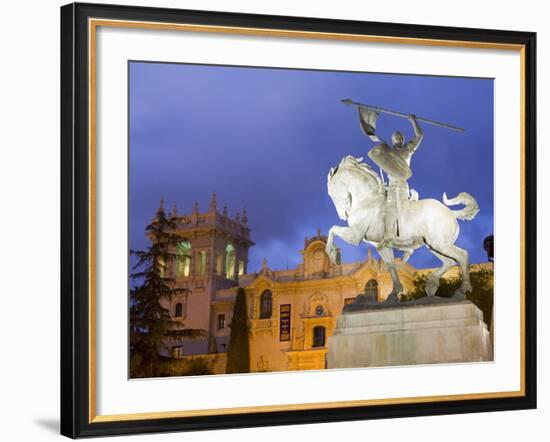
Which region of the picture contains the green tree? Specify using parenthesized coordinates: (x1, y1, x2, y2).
(130, 200, 205, 378)
(226, 287, 250, 374)
(182, 358, 214, 376)
(401, 268, 494, 327)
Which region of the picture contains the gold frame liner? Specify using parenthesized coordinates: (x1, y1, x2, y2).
(88, 18, 526, 423)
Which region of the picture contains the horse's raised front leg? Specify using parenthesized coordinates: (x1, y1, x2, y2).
(378, 246, 403, 303)
(326, 225, 364, 264)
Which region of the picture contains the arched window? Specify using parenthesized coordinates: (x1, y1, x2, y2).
(259, 290, 272, 319)
(238, 260, 245, 276)
(313, 326, 326, 348)
(365, 279, 379, 300)
(174, 302, 183, 317)
(176, 240, 191, 277)
(225, 244, 236, 279)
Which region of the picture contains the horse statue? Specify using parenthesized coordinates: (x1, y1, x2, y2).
(326, 155, 479, 303)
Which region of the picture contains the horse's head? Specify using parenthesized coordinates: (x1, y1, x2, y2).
(327, 155, 384, 221)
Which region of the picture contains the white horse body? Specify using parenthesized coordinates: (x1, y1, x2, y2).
(326, 156, 479, 302)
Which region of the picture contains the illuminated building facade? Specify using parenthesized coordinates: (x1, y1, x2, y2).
(159, 195, 491, 373)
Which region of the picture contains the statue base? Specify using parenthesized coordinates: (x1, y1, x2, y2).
(327, 301, 492, 369)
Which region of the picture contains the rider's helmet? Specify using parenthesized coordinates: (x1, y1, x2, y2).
(391, 131, 404, 146)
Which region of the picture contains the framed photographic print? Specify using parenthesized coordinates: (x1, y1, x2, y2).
(60, 2, 537, 438)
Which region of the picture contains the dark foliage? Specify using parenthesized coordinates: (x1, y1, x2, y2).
(226, 287, 251, 374)
(401, 268, 494, 327)
(129, 201, 205, 378)
(180, 358, 214, 376)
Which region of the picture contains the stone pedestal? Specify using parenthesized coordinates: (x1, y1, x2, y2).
(327, 301, 492, 369)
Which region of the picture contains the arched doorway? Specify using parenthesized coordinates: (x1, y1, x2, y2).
(365, 279, 379, 301)
(312, 326, 326, 348)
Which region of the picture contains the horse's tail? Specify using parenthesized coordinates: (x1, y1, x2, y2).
(443, 192, 479, 221)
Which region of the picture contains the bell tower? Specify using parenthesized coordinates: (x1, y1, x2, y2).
(164, 193, 254, 356)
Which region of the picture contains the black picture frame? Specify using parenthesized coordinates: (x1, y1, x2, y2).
(61, 2, 537, 438)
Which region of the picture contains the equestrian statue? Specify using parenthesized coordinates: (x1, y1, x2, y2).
(326, 99, 479, 304)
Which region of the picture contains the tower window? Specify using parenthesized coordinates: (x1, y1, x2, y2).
(238, 260, 245, 276)
(196, 250, 207, 275)
(172, 345, 183, 358)
(174, 302, 183, 317)
(259, 290, 272, 319)
(158, 257, 166, 278)
(225, 244, 236, 279)
(176, 240, 191, 277)
(312, 326, 326, 348)
(217, 314, 226, 329)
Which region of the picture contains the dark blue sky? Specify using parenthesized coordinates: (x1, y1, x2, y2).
(129, 61, 493, 272)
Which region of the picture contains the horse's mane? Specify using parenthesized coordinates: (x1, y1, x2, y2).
(328, 155, 383, 188)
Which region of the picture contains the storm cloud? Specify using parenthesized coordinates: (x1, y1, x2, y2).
(130, 62, 494, 272)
